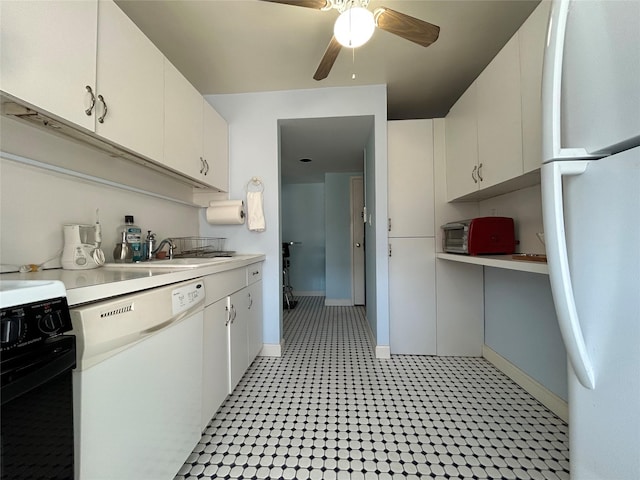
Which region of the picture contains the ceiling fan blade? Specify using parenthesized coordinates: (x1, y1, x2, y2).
(260, 0, 330, 9)
(374, 7, 440, 48)
(313, 36, 342, 81)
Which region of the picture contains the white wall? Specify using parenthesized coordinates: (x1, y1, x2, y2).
(479, 185, 545, 254)
(0, 119, 199, 272)
(202, 85, 388, 348)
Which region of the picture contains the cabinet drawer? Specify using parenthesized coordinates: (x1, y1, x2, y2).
(204, 268, 246, 305)
(246, 263, 262, 285)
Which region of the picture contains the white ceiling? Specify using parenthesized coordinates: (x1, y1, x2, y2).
(116, 0, 540, 183)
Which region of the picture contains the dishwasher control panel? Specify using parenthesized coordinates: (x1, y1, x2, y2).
(171, 281, 205, 316)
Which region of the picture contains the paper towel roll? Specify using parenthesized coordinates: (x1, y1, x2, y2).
(206, 200, 245, 225)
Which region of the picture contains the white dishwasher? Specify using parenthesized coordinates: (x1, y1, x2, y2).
(70, 279, 205, 480)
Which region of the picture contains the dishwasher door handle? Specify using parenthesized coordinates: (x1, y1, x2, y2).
(140, 317, 177, 336)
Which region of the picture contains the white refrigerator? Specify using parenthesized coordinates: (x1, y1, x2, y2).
(541, 0, 640, 479)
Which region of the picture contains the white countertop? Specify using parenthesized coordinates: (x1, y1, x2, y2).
(436, 252, 549, 275)
(0, 254, 265, 306)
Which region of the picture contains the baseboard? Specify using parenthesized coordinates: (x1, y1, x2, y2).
(259, 343, 282, 357)
(293, 291, 324, 297)
(325, 299, 353, 306)
(375, 345, 391, 359)
(483, 345, 568, 422)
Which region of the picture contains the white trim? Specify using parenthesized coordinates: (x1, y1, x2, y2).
(293, 291, 324, 297)
(483, 345, 568, 422)
(325, 299, 354, 307)
(375, 345, 391, 359)
(350, 175, 365, 306)
(259, 343, 282, 357)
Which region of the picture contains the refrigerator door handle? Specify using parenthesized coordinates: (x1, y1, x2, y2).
(542, 0, 601, 162)
(542, 161, 595, 389)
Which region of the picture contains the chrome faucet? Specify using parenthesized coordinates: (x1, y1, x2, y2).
(151, 238, 175, 260)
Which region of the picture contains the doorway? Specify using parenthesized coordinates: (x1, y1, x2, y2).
(279, 116, 373, 307)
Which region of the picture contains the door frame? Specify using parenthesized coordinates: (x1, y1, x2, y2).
(350, 175, 365, 305)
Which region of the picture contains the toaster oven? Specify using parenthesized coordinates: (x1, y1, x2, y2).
(442, 217, 515, 255)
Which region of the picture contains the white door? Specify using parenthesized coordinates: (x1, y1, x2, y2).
(202, 298, 229, 430)
(561, 147, 640, 479)
(95, 0, 164, 161)
(560, 0, 640, 154)
(351, 176, 365, 305)
(389, 237, 436, 355)
(228, 290, 248, 394)
(0, 0, 98, 131)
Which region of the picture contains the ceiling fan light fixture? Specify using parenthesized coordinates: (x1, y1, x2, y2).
(333, 6, 375, 48)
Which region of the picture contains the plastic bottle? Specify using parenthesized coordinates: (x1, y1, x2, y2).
(120, 215, 143, 262)
(113, 230, 133, 263)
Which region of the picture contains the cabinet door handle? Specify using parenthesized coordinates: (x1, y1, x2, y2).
(225, 305, 231, 326)
(471, 165, 478, 183)
(388, 243, 392, 257)
(204, 158, 210, 175)
(477, 163, 483, 182)
(97, 95, 107, 123)
(200, 157, 205, 174)
(85, 86, 96, 116)
(248, 292, 253, 309)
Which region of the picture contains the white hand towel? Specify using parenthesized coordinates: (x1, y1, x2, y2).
(247, 191, 266, 232)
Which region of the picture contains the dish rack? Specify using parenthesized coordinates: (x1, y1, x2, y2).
(171, 237, 232, 258)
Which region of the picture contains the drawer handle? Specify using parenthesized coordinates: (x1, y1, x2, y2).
(252, 270, 259, 276)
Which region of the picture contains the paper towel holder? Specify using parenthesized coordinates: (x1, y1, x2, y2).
(247, 177, 264, 192)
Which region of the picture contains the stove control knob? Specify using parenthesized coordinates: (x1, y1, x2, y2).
(39, 311, 63, 334)
(1, 314, 25, 346)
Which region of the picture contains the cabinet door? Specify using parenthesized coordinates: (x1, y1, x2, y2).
(245, 281, 263, 364)
(203, 100, 229, 192)
(164, 60, 204, 180)
(520, 1, 551, 173)
(476, 34, 523, 188)
(0, 0, 98, 131)
(389, 237, 436, 355)
(95, 0, 164, 162)
(202, 298, 229, 431)
(228, 290, 249, 394)
(388, 120, 435, 237)
(445, 83, 479, 201)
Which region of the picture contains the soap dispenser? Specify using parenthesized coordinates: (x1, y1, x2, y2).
(113, 230, 133, 263)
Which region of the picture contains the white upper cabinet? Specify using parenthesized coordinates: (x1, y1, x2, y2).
(445, 84, 479, 201)
(164, 60, 205, 180)
(94, 0, 165, 162)
(476, 34, 523, 189)
(388, 119, 435, 237)
(519, 1, 551, 173)
(445, 1, 550, 201)
(203, 101, 229, 193)
(0, 0, 98, 131)
(164, 61, 229, 191)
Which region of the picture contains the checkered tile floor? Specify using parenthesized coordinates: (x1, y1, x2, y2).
(175, 296, 569, 479)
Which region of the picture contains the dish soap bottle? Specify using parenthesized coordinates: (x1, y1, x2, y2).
(113, 230, 133, 263)
(120, 215, 143, 262)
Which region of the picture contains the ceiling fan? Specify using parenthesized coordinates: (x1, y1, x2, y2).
(261, 0, 440, 80)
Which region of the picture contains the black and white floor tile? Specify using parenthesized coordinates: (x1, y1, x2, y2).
(175, 296, 569, 480)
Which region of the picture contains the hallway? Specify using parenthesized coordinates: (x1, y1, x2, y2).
(175, 296, 569, 480)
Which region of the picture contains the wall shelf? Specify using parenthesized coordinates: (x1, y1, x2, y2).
(436, 252, 549, 275)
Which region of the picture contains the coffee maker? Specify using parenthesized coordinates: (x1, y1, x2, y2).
(61, 224, 106, 270)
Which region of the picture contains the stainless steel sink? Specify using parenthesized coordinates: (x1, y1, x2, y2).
(103, 257, 233, 269)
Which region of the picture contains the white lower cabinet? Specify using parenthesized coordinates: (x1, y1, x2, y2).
(201, 263, 263, 430)
(228, 289, 249, 394)
(389, 237, 437, 355)
(202, 297, 230, 431)
(245, 281, 264, 363)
